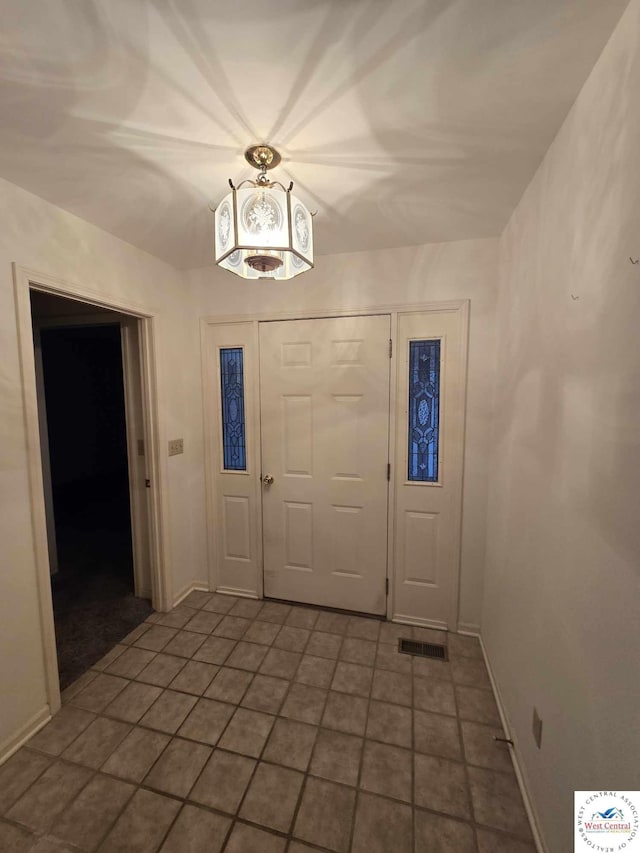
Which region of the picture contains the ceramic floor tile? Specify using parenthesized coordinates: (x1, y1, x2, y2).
(224, 822, 287, 853)
(243, 620, 281, 646)
(241, 674, 289, 714)
(414, 809, 477, 853)
(50, 773, 135, 850)
(351, 791, 413, 853)
(133, 625, 178, 652)
(61, 669, 98, 704)
(322, 691, 369, 736)
(455, 685, 502, 726)
(339, 637, 377, 667)
(461, 721, 513, 772)
(106, 646, 156, 678)
(0, 749, 51, 814)
(190, 749, 256, 813)
(294, 777, 356, 853)
(192, 635, 236, 665)
(159, 804, 231, 853)
(143, 737, 211, 798)
(228, 598, 264, 619)
(360, 741, 412, 803)
(154, 605, 196, 629)
(183, 611, 223, 635)
(412, 625, 448, 644)
(414, 709, 463, 760)
(414, 753, 471, 820)
(104, 681, 163, 723)
(309, 729, 362, 786)
(451, 657, 492, 690)
(0, 820, 34, 853)
(280, 683, 327, 725)
(346, 616, 381, 642)
(273, 625, 310, 652)
(22, 837, 76, 853)
(314, 612, 350, 635)
(258, 602, 291, 624)
(225, 641, 269, 672)
(139, 690, 197, 734)
(6, 760, 92, 832)
(295, 654, 336, 689)
(414, 676, 457, 716)
(375, 643, 412, 674)
(213, 615, 251, 640)
(203, 593, 238, 614)
(93, 644, 127, 671)
(476, 827, 536, 853)
(99, 788, 181, 853)
(467, 765, 533, 840)
(102, 727, 170, 782)
(447, 633, 483, 660)
(62, 717, 131, 768)
(204, 666, 253, 704)
(69, 673, 129, 712)
(259, 647, 302, 679)
(371, 669, 412, 706)
(378, 622, 407, 644)
(285, 607, 320, 629)
(366, 700, 412, 748)
(412, 657, 453, 681)
(330, 662, 373, 697)
(262, 718, 318, 771)
(162, 630, 206, 659)
(120, 624, 151, 646)
(27, 706, 95, 756)
(168, 660, 219, 695)
(218, 707, 275, 757)
(177, 697, 235, 745)
(239, 762, 304, 832)
(135, 654, 186, 687)
(182, 590, 212, 609)
(305, 631, 343, 660)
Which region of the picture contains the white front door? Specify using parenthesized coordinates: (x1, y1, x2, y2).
(259, 315, 391, 614)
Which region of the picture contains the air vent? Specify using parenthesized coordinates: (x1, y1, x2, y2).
(398, 638, 448, 660)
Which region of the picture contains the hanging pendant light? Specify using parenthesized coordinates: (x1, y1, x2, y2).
(213, 144, 314, 280)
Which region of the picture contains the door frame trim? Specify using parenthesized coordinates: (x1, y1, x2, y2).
(201, 299, 469, 626)
(13, 263, 170, 715)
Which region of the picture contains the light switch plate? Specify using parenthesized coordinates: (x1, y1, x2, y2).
(168, 438, 184, 456)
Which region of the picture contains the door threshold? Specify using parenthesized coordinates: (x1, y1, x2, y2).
(262, 595, 386, 622)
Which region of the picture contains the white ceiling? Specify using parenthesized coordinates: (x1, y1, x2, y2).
(0, 0, 629, 269)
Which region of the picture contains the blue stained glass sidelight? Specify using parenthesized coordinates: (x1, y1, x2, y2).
(220, 347, 246, 470)
(408, 339, 441, 482)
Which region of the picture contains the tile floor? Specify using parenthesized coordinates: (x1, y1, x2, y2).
(0, 592, 536, 852)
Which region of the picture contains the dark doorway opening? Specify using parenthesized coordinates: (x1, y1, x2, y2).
(32, 294, 152, 688)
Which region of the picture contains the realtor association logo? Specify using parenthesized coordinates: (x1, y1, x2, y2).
(575, 792, 639, 851)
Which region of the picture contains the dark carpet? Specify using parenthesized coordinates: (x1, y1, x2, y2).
(51, 476, 153, 689)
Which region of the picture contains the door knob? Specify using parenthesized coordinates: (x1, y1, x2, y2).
(262, 474, 274, 485)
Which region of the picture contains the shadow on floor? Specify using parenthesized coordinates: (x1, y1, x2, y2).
(51, 476, 153, 689)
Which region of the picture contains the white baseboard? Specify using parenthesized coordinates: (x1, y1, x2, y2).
(391, 614, 448, 631)
(216, 586, 259, 599)
(173, 581, 209, 607)
(479, 635, 549, 853)
(0, 705, 51, 767)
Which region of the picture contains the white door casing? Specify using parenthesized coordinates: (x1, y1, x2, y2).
(203, 300, 468, 629)
(392, 310, 467, 630)
(259, 316, 391, 614)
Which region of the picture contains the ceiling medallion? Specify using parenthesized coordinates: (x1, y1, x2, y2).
(213, 144, 314, 280)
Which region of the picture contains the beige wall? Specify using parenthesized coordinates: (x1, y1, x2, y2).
(0, 177, 208, 754)
(187, 236, 499, 633)
(483, 1, 640, 850)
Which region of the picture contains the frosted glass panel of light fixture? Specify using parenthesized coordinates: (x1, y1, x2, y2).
(214, 191, 235, 262)
(235, 187, 289, 249)
(290, 193, 313, 263)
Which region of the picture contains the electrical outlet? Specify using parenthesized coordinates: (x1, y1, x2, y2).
(532, 707, 543, 749)
(168, 438, 184, 457)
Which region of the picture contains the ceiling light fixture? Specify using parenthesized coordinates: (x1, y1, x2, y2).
(213, 144, 314, 280)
